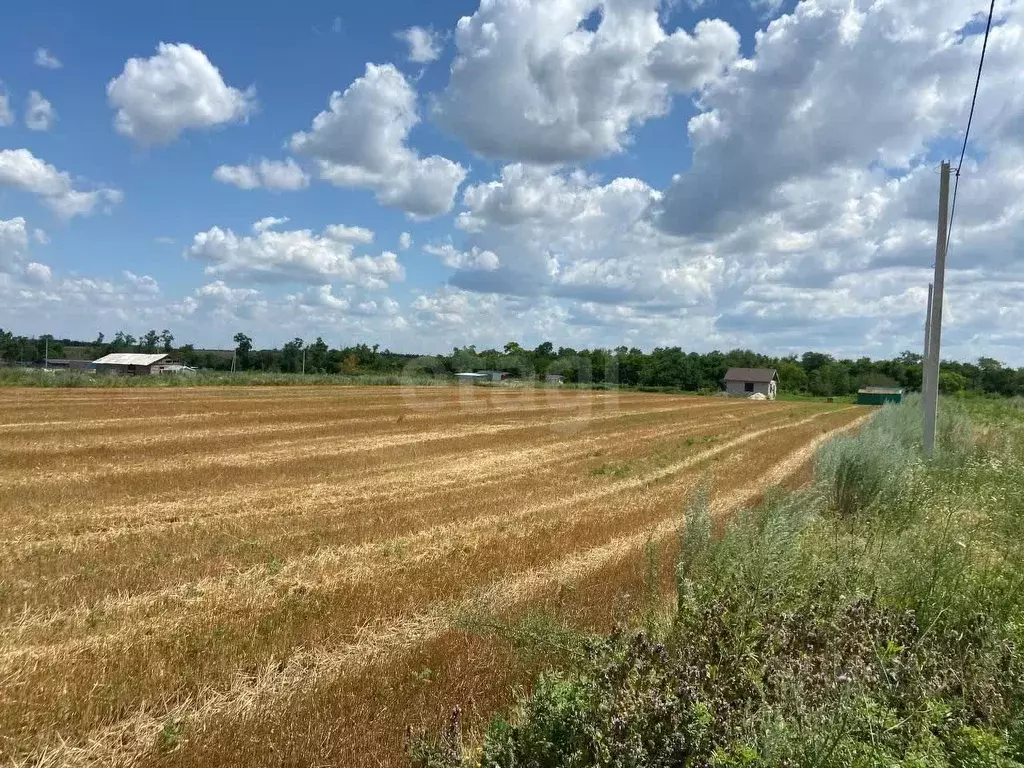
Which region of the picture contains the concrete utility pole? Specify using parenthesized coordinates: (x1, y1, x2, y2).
(923, 161, 951, 457)
(922, 282, 933, 399)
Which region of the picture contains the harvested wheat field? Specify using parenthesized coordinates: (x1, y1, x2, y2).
(0, 385, 868, 767)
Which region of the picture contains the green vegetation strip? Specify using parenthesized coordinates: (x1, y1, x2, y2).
(414, 396, 1024, 767)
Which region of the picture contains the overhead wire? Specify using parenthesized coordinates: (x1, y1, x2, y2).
(944, 0, 997, 259)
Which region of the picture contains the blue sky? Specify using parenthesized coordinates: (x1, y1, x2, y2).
(0, 0, 474, 297)
(1, 0, 1022, 362)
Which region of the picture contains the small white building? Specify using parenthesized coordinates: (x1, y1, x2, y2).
(152, 363, 197, 375)
(455, 370, 509, 384)
(545, 373, 565, 385)
(724, 368, 779, 400)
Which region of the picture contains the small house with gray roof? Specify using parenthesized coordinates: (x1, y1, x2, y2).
(724, 368, 779, 400)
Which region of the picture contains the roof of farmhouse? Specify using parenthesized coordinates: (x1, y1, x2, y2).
(724, 368, 778, 383)
(92, 353, 170, 366)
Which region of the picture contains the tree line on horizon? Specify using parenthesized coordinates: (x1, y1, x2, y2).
(2, 327, 1022, 398)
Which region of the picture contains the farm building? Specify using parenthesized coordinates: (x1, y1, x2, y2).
(856, 386, 904, 405)
(545, 373, 565, 385)
(152, 363, 197, 375)
(724, 368, 779, 400)
(478, 370, 509, 382)
(455, 372, 490, 384)
(92, 353, 171, 376)
(455, 370, 510, 384)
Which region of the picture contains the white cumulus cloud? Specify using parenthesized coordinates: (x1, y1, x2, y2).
(432, 0, 740, 164)
(0, 85, 12, 126)
(34, 48, 62, 69)
(213, 158, 309, 191)
(289, 63, 467, 217)
(25, 91, 56, 131)
(24, 261, 53, 284)
(419, 0, 1024, 365)
(395, 26, 444, 63)
(252, 216, 289, 234)
(0, 217, 30, 274)
(122, 270, 160, 294)
(107, 43, 255, 145)
(452, 163, 720, 307)
(186, 219, 404, 288)
(324, 224, 375, 244)
(0, 218, 54, 286)
(424, 243, 500, 271)
(0, 149, 122, 218)
(655, 0, 1015, 237)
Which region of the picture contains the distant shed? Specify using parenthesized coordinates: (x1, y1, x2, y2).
(455, 372, 490, 384)
(724, 368, 779, 400)
(477, 370, 509, 382)
(153, 363, 197, 375)
(92, 353, 169, 376)
(857, 386, 904, 405)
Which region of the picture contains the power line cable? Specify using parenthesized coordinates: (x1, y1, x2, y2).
(944, 0, 997, 258)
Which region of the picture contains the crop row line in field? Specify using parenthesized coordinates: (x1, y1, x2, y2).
(10, 412, 870, 768)
(0, 389, 657, 429)
(0, 401, 752, 479)
(0, 394, 675, 446)
(1, 411, 823, 626)
(0, 402, 773, 548)
(0, 402, 735, 489)
(0, 408, 854, 653)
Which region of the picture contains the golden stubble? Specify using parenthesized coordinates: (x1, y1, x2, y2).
(0, 386, 868, 767)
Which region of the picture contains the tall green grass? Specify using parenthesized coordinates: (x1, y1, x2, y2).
(414, 398, 1024, 767)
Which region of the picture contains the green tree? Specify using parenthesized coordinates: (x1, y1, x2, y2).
(37, 334, 64, 360)
(776, 361, 808, 393)
(451, 346, 482, 373)
(532, 341, 555, 375)
(178, 344, 197, 366)
(160, 330, 174, 354)
(587, 348, 611, 384)
(340, 353, 359, 375)
(801, 351, 834, 375)
(233, 332, 253, 370)
(939, 371, 968, 394)
(306, 337, 329, 373)
(110, 331, 136, 352)
(533, 341, 554, 358)
(140, 330, 160, 353)
(809, 362, 851, 397)
(280, 338, 304, 373)
(614, 347, 644, 387)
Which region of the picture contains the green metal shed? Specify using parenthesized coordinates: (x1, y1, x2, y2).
(856, 386, 905, 405)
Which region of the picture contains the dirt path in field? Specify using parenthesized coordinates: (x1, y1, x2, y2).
(0, 387, 868, 768)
